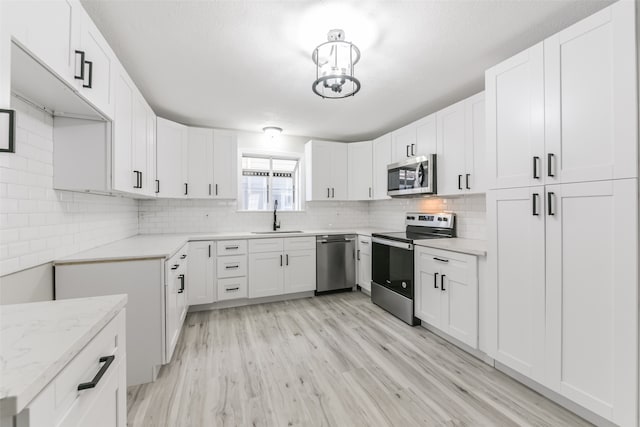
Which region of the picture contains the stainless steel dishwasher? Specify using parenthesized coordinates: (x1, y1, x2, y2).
(315, 234, 357, 294)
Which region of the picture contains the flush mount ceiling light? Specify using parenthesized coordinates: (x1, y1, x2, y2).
(312, 29, 361, 99)
(262, 126, 283, 137)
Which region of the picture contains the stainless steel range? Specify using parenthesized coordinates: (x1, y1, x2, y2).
(371, 213, 456, 325)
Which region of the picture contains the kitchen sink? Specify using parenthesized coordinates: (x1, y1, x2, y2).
(251, 230, 304, 234)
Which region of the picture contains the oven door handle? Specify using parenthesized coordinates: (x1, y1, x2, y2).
(372, 237, 413, 250)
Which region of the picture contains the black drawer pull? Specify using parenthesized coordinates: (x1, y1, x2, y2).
(433, 257, 449, 263)
(547, 192, 555, 216)
(441, 274, 446, 291)
(465, 173, 470, 190)
(433, 272, 439, 289)
(83, 60, 93, 88)
(533, 156, 540, 179)
(180, 254, 187, 259)
(225, 246, 239, 250)
(171, 264, 179, 270)
(226, 287, 240, 291)
(178, 274, 185, 293)
(78, 355, 115, 391)
(225, 265, 239, 269)
(74, 50, 86, 80)
(547, 153, 555, 177)
(532, 193, 540, 216)
(155, 179, 160, 194)
(457, 174, 462, 190)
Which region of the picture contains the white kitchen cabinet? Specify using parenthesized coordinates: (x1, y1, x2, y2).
(356, 235, 372, 293)
(372, 133, 392, 200)
(436, 92, 486, 196)
(544, 1, 637, 185)
(131, 93, 150, 195)
(188, 127, 215, 198)
(218, 277, 248, 301)
(391, 114, 437, 163)
(545, 179, 637, 425)
(485, 43, 545, 190)
(486, 186, 546, 382)
(112, 71, 135, 193)
(347, 141, 373, 200)
(248, 237, 316, 298)
(188, 241, 215, 305)
(212, 129, 238, 199)
(146, 107, 157, 194)
(415, 247, 479, 348)
(9, 310, 127, 427)
(156, 117, 188, 198)
(166, 254, 187, 362)
(305, 140, 349, 201)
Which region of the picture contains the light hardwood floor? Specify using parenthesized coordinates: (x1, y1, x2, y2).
(127, 292, 590, 426)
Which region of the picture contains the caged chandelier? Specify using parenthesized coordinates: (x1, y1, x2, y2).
(312, 29, 361, 99)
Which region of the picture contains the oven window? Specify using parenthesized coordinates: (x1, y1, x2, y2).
(372, 242, 414, 299)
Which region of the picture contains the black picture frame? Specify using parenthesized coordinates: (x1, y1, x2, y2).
(0, 109, 15, 153)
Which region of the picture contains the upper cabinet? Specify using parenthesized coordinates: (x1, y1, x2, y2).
(391, 114, 437, 163)
(372, 133, 392, 200)
(156, 117, 188, 198)
(305, 140, 349, 201)
(212, 129, 238, 199)
(436, 92, 485, 196)
(347, 141, 373, 201)
(486, 0, 637, 190)
(187, 127, 215, 198)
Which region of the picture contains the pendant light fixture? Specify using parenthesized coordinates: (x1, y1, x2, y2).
(312, 29, 361, 99)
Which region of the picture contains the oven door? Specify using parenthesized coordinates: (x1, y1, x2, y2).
(371, 237, 414, 299)
(387, 154, 436, 196)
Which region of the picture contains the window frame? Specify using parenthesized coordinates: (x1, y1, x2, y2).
(238, 151, 303, 212)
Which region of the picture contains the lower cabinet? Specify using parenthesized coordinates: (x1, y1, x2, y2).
(215, 240, 247, 300)
(356, 235, 372, 293)
(188, 241, 216, 305)
(165, 244, 189, 363)
(13, 310, 127, 427)
(248, 237, 316, 298)
(415, 246, 479, 348)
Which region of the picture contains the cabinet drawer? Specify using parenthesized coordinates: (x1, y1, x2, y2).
(284, 236, 316, 251)
(358, 236, 372, 255)
(249, 238, 283, 253)
(167, 243, 189, 271)
(218, 277, 248, 301)
(217, 240, 247, 256)
(217, 255, 247, 278)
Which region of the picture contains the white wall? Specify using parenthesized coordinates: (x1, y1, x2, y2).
(0, 97, 139, 280)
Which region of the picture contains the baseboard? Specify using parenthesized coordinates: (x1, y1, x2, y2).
(495, 362, 616, 427)
(419, 323, 495, 366)
(188, 291, 315, 312)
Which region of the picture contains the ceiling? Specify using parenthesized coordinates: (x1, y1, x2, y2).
(81, 0, 613, 142)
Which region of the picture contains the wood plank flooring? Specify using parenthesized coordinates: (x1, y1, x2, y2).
(126, 292, 590, 426)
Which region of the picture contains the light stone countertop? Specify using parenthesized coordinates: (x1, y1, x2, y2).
(413, 238, 487, 257)
(0, 294, 127, 417)
(54, 229, 390, 264)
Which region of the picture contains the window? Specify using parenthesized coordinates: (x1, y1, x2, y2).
(240, 155, 301, 211)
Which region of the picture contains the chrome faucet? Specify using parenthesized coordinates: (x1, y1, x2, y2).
(273, 199, 281, 231)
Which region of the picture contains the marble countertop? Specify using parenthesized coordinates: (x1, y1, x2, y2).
(55, 228, 389, 264)
(0, 294, 127, 417)
(413, 238, 487, 256)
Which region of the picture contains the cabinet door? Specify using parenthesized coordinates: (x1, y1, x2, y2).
(436, 100, 467, 195)
(284, 249, 316, 294)
(487, 186, 546, 382)
(414, 249, 442, 328)
(391, 124, 415, 162)
(156, 118, 187, 198)
(372, 133, 392, 200)
(545, 179, 637, 425)
(131, 94, 148, 195)
(357, 236, 372, 292)
(544, 1, 636, 185)
(439, 253, 478, 348)
(146, 108, 157, 196)
(465, 92, 486, 193)
(347, 141, 373, 200)
(188, 241, 215, 305)
(188, 127, 214, 198)
(305, 141, 332, 200)
(112, 72, 134, 193)
(414, 114, 437, 157)
(6, 0, 75, 83)
(212, 129, 237, 199)
(76, 11, 114, 118)
(165, 271, 179, 361)
(331, 142, 349, 200)
(486, 43, 545, 190)
(248, 252, 284, 298)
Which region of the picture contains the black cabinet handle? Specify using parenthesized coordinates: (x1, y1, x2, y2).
(433, 257, 449, 263)
(532, 193, 540, 216)
(226, 287, 240, 292)
(209, 184, 212, 196)
(332, 188, 335, 198)
(327, 188, 330, 198)
(433, 272, 439, 289)
(155, 179, 160, 194)
(286, 254, 289, 266)
(225, 265, 239, 269)
(215, 184, 218, 196)
(357, 249, 361, 261)
(547, 153, 555, 177)
(280, 254, 283, 266)
(225, 246, 239, 250)
(184, 183, 188, 196)
(208, 245, 211, 258)
(178, 274, 185, 293)
(133, 171, 142, 189)
(406, 145, 410, 157)
(533, 156, 540, 179)
(78, 355, 115, 391)
(171, 264, 179, 270)
(458, 175, 462, 190)
(441, 274, 446, 292)
(83, 60, 93, 88)
(411, 144, 416, 156)
(465, 174, 470, 190)
(138, 171, 142, 189)
(74, 50, 86, 80)
(547, 192, 555, 216)
(369, 187, 372, 198)
(180, 254, 187, 259)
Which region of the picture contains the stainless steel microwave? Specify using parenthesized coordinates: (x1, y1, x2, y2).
(387, 154, 436, 197)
